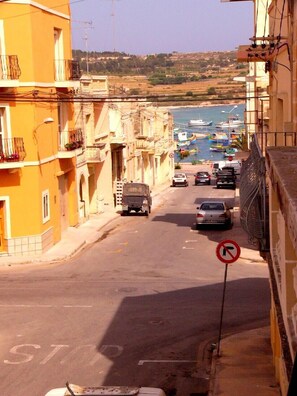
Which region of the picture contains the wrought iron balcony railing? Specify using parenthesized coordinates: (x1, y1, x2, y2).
(54, 59, 81, 81)
(59, 128, 84, 151)
(0, 55, 21, 80)
(0, 137, 26, 162)
(255, 131, 297, 155)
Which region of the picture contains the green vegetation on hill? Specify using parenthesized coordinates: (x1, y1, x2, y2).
(72, 50, 248, 104)
(72, 50, 248, 80)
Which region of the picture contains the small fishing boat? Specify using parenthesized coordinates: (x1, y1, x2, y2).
(224, 147, 238, 157)
(177, 131, 188, 142)
(188, 119, 213, 127)
(190, 132, 208, 140)
(176, 141, 190, 148)
(189, 148, 199, 154)
(209, 144, 226, 152)
(208, 133, 230, 144)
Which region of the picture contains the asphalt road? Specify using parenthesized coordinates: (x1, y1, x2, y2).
(0, 175, 271, 396)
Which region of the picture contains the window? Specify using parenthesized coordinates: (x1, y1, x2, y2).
(42, 190, 50, 223)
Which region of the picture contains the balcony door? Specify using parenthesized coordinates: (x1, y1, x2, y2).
(58, 174, 69, 232)
(58, 102, 68, 149)
(54, 28, 64, 81)
(0, 21, 7, 80)
(0, 108, 6, 157)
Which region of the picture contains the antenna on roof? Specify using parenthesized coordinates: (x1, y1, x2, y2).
(109, 0, 120, 52)
(72, 20, 94, 73)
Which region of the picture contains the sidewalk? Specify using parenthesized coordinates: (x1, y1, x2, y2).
(209, 327, 280, 396)
(0, 209, 120, 267)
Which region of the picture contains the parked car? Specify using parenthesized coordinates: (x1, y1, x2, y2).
(194, 171, 211, 185)
(216, 169, 236, 190)
(196, 200, 233, 229)
(172, 172, 188, 187)
(45, 383, 166, 396)
(122, 182, 152, 216)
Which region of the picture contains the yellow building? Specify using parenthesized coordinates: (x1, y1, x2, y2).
(74, 74, 114, 220)
(0, 1, 81, 255)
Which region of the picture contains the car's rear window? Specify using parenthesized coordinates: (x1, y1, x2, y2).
(175, 174, 185, 178)
(201, 203, 224, 211)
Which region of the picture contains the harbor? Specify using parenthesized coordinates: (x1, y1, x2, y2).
(171, 104, 245, 163)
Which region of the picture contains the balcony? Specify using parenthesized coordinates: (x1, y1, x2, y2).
(135, 132, 148, 140)
(0, 137, 26, 169)
(110, 132, 126, 145)
(58, 128, 84, 159)
(54, 59, 81, 82)
(0, 55, 21, 84)
(135, 140, 154, 151)
(255, 131, 297, 155)
(85, 144, 106, 163)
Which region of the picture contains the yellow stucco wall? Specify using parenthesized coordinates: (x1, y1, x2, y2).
(0, 1, 77, 253)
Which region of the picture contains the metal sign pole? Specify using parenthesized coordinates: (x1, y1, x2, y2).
(217, 263, 229, 357)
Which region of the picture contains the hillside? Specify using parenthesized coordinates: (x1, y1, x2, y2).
(73, 50, 249, 105)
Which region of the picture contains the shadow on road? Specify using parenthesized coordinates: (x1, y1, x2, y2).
(97, 278, 270, 394)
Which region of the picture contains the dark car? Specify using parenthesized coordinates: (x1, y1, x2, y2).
(122, 182, 152, 216)
(216, 169, 236, 190)
(195, 171, 211, 185)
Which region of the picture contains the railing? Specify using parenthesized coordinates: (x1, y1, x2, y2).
(59, 128, 83, 151)
(0, 137, 26, 162)
(85, 145, 105, 162)
(255, 131, 297, 155)
(0, 55, 21, 80)
(136, 140, 151, 150)
(54, 59, 81, 81)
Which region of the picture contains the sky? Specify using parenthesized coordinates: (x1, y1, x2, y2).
(70, 0, 254, 55)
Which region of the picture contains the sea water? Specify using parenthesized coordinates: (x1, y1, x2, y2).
(170, 104, 245, 163)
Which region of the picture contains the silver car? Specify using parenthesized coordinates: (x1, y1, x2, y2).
(196, 200, 232, 229)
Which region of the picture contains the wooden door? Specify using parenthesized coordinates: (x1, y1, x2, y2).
(0, 201, 4, 251)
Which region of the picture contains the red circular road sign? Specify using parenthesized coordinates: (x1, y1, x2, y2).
(216, 239, 241, 264)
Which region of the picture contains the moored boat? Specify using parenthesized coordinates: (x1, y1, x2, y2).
(209, 144, 226, 152)
(224, 147, 238, 157)
(215, 114, 243, 129)
(188, 119, 213, 127)
(208, 132, 229, 144)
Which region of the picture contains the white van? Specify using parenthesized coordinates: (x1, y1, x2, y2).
(212, 160, 241, 175)
(45, 384, 166, 396)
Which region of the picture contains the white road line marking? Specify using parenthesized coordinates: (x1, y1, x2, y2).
(138, 359, 197, 366)
(0, 304, 53, 308)
(0, 304, 92, 308)
(182, 247, 195, 250)
(185, 240, 198, 243)
(62, 305, 92, 308)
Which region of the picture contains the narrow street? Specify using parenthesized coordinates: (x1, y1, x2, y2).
(0, 172, 271, 396)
